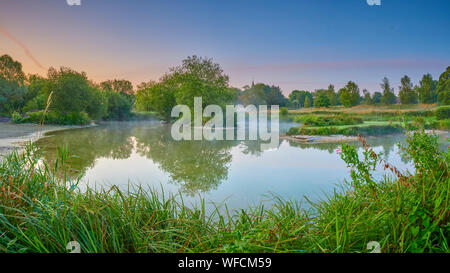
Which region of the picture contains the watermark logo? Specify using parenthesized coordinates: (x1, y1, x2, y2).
(170, 97, 279, 150)
(66, 241, 81, 253)
(66, 0, 81, 6)
(367, 0, 381, 6)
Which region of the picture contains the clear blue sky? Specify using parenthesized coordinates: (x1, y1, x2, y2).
(1, 0, 449, 94)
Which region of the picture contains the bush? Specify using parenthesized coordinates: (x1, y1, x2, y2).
(435, 106, 450, 120)
(11, 111, 23, 123)
(287, 124, 403, 136)
(104, 92, 132, 120)
(293, 114, 363, 127)
(279, 107, 288, 116)
(20, 111, 90, 125)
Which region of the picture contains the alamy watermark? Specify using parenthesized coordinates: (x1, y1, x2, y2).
(367, 0, 381, 6)
(66, 0, 81, 6)
(170, 97, 279, 150)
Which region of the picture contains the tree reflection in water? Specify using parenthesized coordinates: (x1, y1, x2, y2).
(35, 121, 446, 196)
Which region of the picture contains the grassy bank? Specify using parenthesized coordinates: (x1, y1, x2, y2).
(286, 105, 450, 136)
(0, 130, 448, 253)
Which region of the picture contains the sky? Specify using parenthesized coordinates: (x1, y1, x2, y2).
(0, 0, 449, 95)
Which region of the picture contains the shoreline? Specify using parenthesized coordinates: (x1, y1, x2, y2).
(0, 122, 96, 156)
(282, 129, 449, 144)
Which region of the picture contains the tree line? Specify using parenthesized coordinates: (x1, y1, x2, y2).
(1, 53, 449, 125)
(288, 69, 450, 109)
(0, 54, 133, 124)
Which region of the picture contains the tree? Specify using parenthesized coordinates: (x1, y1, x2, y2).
(363, 89, 372, 105)
(372, 92, 382, 104)
(289, 90, 312, 108)
(437, 66, 450, 105)
(168, 55, 232, 109)
(304, 96, 312, 108)
(398, 75, 417, 104)
(22, 74, 51, 112)
(47, 67, 92, 114)
(314, 89, 331, 108)
(417, 74, 438, 104)
(326, 84, 337, 106)
(140, 82, 176, 120)
(339, 81, 360, 107)
(0, 55, 27, 113)
(0, 54, 25, 85)
(135, 56, 233, 121)
(380, 77, 396, 105)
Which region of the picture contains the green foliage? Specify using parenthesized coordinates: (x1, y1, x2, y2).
(135, 56, 234, 121)
(437, 66, 450, 105)
(313, 90, 331, 108)
(435, 106, 450, 120)
(0, 54, 25, 84)
(11, 111, 23, 123)
(279, 107, 288, 116)
(339, 81, 360, 107)
(104, 91, 132, 121)
(304, 96, 312, 108)
(19, 111, 90, 125)
(287, 124, 403, 136)
(417, 74, 438, 104)
(294, 114, 363, 127)
(288, 90, 313, 108)
(0, 77, 27, 113)
(241, 82, 287, 106)
(381, 77, 397, 105)
(398, 75, 418, 104)
(47, 67, 92, 114)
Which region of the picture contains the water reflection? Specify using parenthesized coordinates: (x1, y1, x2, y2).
(35, 121, 448, 198)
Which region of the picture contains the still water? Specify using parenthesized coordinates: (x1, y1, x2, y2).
(35, 120, 448, 211)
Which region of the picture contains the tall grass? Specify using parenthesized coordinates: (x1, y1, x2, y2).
(0, 131, 448, 253)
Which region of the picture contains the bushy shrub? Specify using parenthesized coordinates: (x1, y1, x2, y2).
(11, 111, 23, 123)
(293, 114, 363, 127)
(287, 124, 403, 136)
(104, 92, 132, 120)
(20, 111, 90, 125)
(435, 106, 450, 120)
(279, 107, 288, 116)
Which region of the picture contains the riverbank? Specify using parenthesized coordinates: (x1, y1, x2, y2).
(0, 122, 94, 156)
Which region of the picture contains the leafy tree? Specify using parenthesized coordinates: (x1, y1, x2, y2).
(22, 75, 51, 112)
(362, 89, 372, 105)
(0, 54, 25, 85)
(372, 92, 382, 104)
(104, 91, 132, 120)
(0, 55, 27, 113)
(288, 90, 312, 108)
(339, 81, 360, 107)
(398, 75, 417, 104)
(47, 67, 92, 114)
(380, 77, 396, 105)
(167, 55, 232, 109)
(100, 79, 135, 104)
(0, 78, 27, 113)
(326, 84, 337, 106)
(314, 89, 331, 108)
(417, 74, 438, 104)
(139, 82, 176, 121)
(241, 82, 287, 106)
(437, 66, 450, 105)
(304, 96, 312, 108)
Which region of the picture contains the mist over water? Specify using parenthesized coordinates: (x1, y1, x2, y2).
(34, 120, 448, 212)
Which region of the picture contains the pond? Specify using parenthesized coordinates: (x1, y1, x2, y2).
(34, 120, 449, 212)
